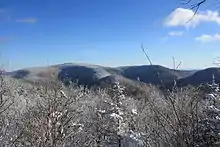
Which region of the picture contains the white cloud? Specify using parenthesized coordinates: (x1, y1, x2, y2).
(168, 31, 184, 36)
(16, 18, 37, 23)
(195, 34, 220, 42)
(164, 8, 220, 28)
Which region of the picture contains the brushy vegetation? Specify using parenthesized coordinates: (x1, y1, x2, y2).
(0, 71, 220, 147)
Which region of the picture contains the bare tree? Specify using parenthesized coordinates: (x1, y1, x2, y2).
(11, 81, 94, 147)
(182, 0, 220, 12)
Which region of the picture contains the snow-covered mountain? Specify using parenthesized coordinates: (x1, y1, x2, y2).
(6, 63, 220, 88)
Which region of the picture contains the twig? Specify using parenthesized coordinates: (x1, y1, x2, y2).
(173, 57, 176, 70)
(176, 61, 182, 70)
(213, 57, 220, 66)
(141, 44, 153, 65)
(181, 0, 207, 9)
(184, 0, 206, 23)
(180, 0, 192, 5)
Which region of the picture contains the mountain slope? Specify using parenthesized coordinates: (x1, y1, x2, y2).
(6, 63, 218, 88)
(178, 68, 220, 86)
(119, 65, 195, 85)
(57, 63, 111, 86)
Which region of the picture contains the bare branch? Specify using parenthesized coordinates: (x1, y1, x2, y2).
(176, 61, 182, 70)
(182, 0, 207, 23)
(173, 57, 176, 70)
(181, 0, 207, 8)
(141, 44, 153, 65)
(191, 0, 206, 13)
(172, 57, 182, 70)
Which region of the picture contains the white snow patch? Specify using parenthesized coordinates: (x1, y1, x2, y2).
(207, 105, 220, 112)
(132, 109, 138, 115)
(110, 113, 123, 120)
(206, 94, 216, 100)
(97, 109, 106, 113)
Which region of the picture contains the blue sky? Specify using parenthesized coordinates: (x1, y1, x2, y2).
(0, 0, 220, 71)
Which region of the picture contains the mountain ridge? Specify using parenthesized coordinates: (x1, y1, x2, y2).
(6, 63, 220, 88)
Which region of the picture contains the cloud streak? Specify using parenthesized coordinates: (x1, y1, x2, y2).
(16, 18, 37, 23)
(164, 8, 220, 28)
(168, 31, 184, 36)
(195, 34, 220, 42)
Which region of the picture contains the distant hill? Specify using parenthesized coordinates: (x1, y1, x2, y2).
(6, 63, 219, 88)
(119, 65, 194, 85)
(178, 68, 220, 86)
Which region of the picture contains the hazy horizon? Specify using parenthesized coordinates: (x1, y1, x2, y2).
(5, 61, 214, 72)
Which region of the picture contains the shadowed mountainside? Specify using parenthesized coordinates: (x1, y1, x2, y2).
(6, 63, 220, 88)
(178, 68, 220, 86)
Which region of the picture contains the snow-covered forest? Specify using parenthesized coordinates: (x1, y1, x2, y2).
(0, 71, 220, 147)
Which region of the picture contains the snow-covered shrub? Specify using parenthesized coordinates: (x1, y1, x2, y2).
(1, 72, 220, 147)
(194, 74, 220, 146)
(13, 81, 99, 147)
(90, 81, 146, 147)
